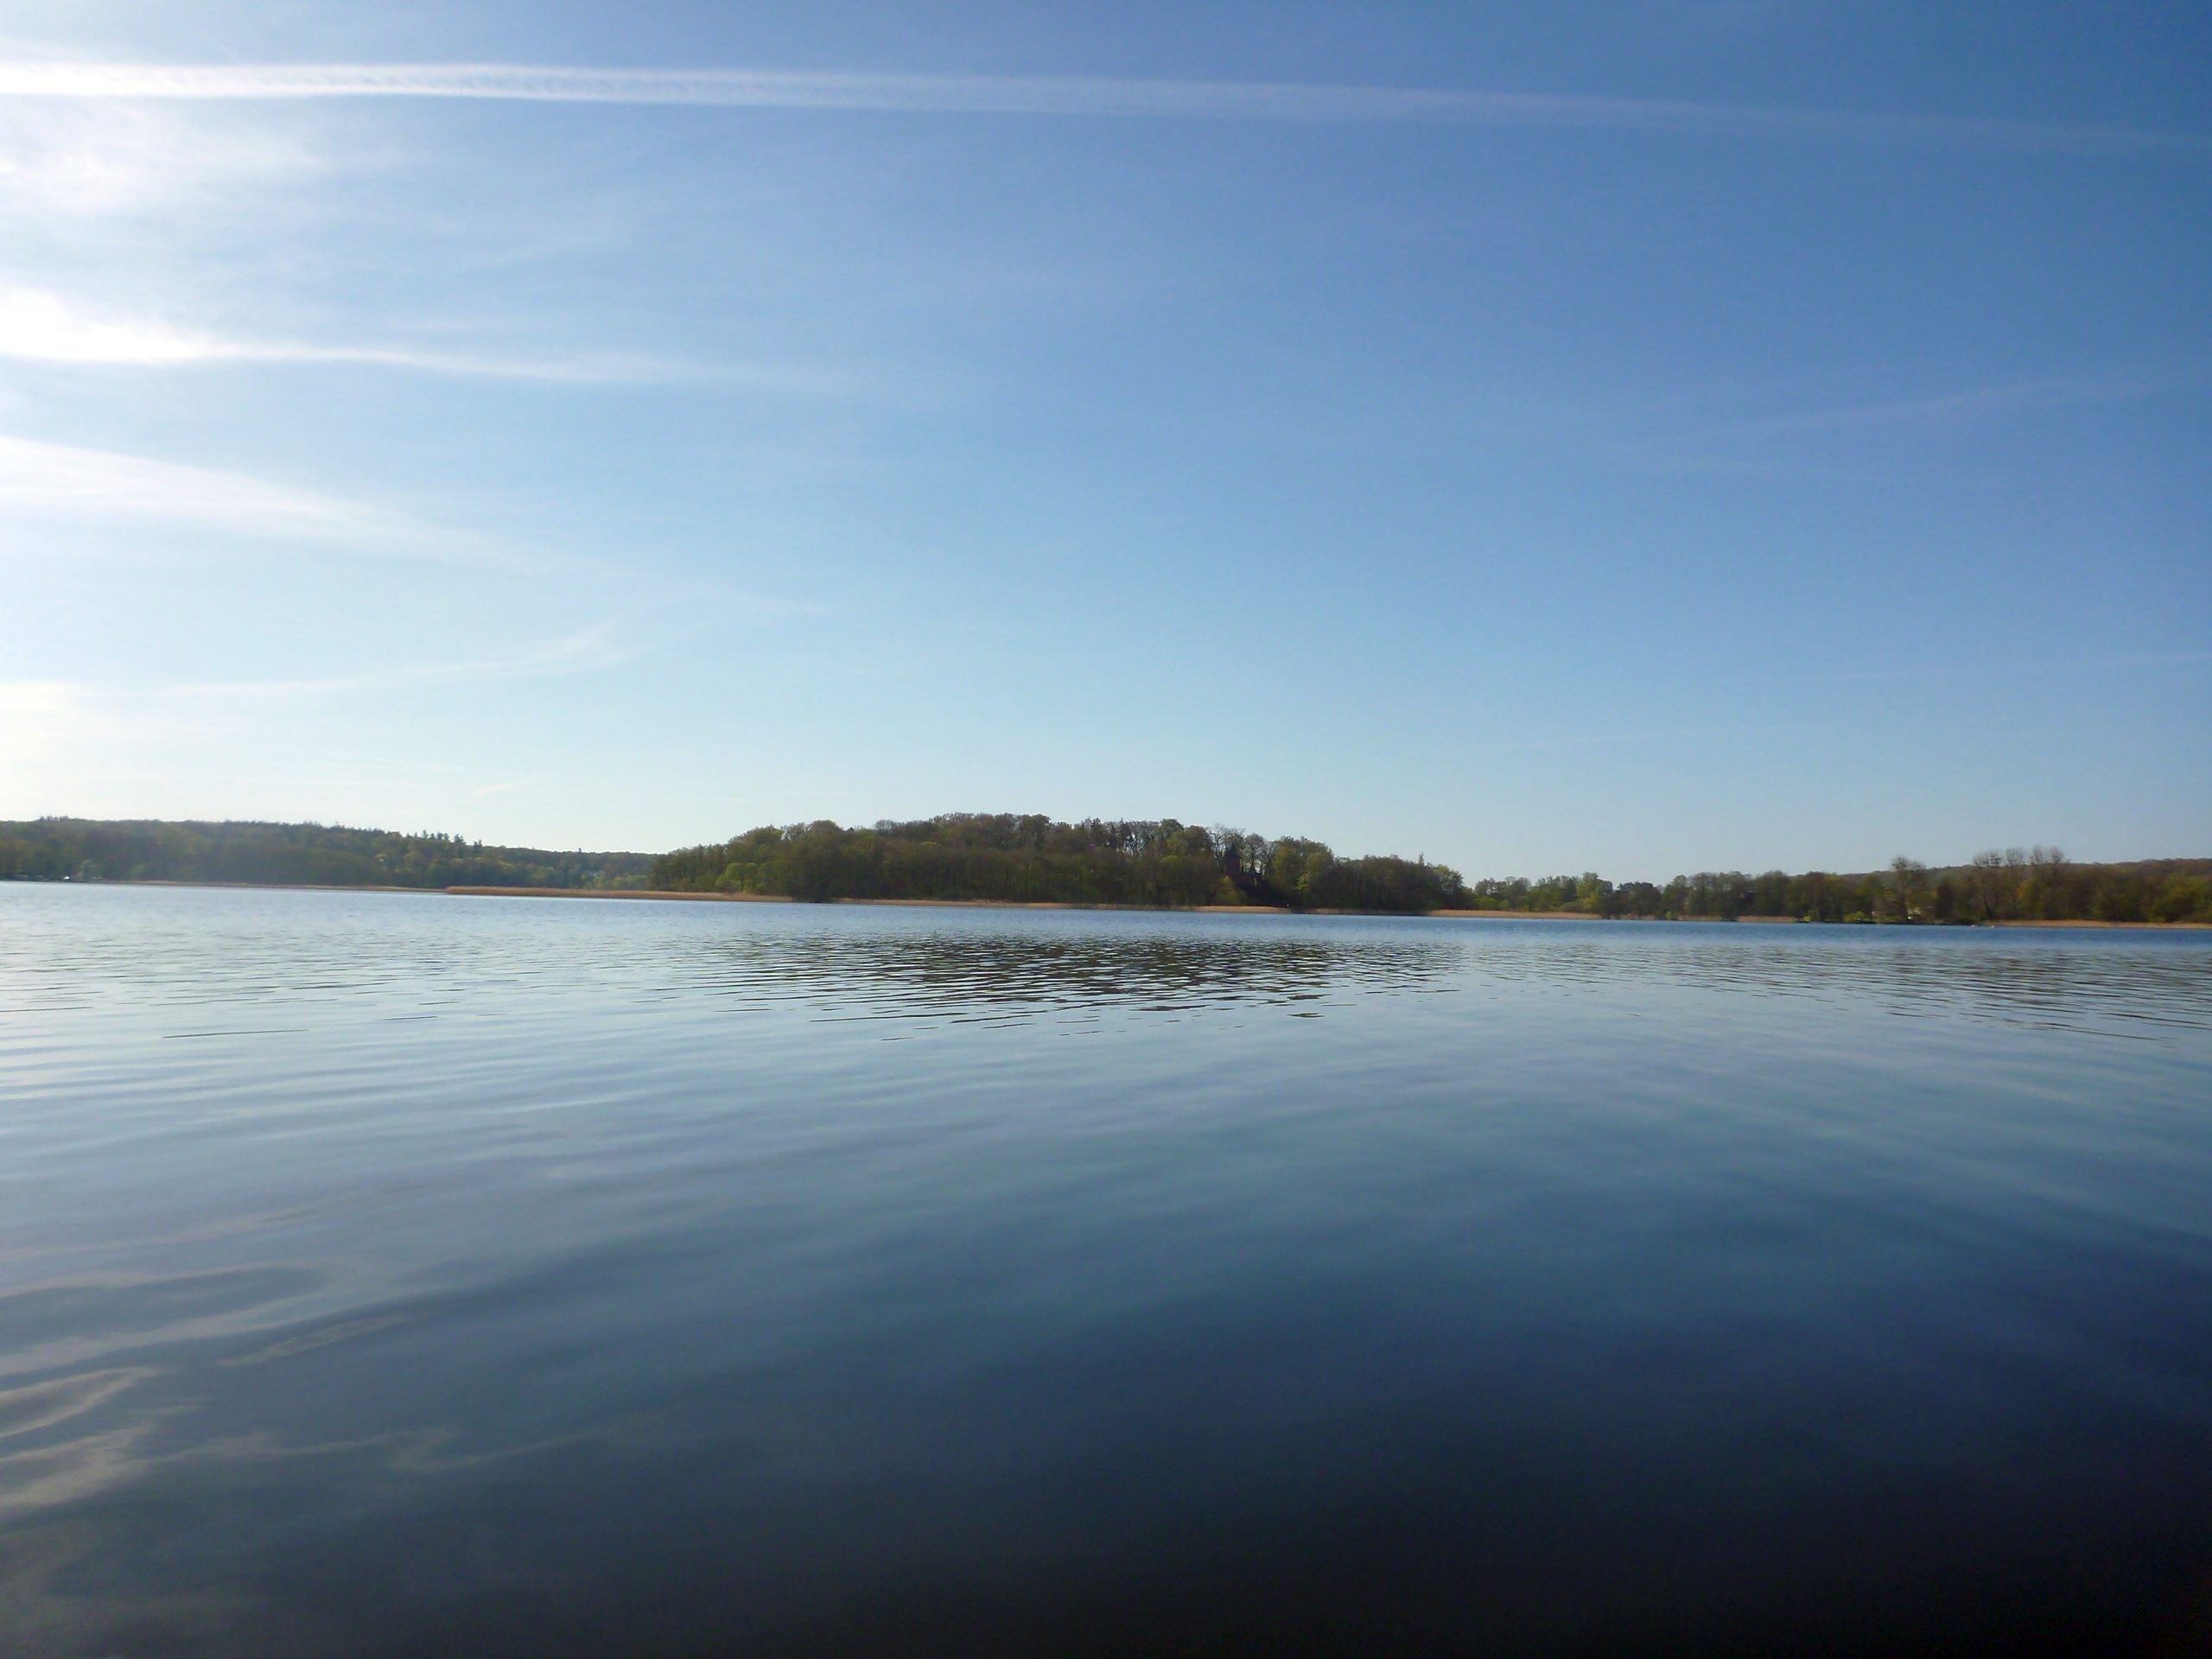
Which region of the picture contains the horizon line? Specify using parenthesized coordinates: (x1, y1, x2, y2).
(3, 808, 2201, 870)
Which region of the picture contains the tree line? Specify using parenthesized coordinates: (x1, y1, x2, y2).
(0, 819, 654, 891)
(1462, 849, 2212, 925)
(651, 815, 1471, 912)
(656, 821, 2209, 922)
(7, 817, 2207, 924)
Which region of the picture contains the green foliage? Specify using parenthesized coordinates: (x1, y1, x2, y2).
(652, 814, 1471, 913)
(0, 819, 653, 891)
(1456, 848, 2212, 925)
(7, 817, 2205, 925)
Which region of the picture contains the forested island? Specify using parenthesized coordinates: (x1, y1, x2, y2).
(653, 817, 2210, 923)
(5, 815, 2208, 924)
(652, 816, 1467, 911)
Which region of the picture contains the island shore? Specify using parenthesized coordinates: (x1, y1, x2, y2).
(1987, 917, 2211, 930)
(16, 881, 2202, 927)
(446, 887, 1297, 912)
(441, 889, 2212, 927)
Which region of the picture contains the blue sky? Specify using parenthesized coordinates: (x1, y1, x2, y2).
(0, 3, 2205, 877)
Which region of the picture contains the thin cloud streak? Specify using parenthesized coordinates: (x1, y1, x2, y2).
(164, 624, 630, 701)
(1599, 372, 2175, 479)
(0, 432, 401, 544)
(0, 433, 584, 575)
(0, 289, 797, 386)
(0, 432, 825, 608)
(1683, 374, 2164, 442)
(0, 628, 627, 798)
(1796, 649, 2212, 685)
(1452, 714, 1869, 760)
(0, 62, 2202, 161)
(0, 100, 331, 214)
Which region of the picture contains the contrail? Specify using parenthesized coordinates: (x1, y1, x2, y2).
(0, 62, 2202, 161)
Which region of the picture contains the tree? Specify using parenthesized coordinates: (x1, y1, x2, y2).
(1888, 855, 1931, 923)
(1968, 849, 2010, 921)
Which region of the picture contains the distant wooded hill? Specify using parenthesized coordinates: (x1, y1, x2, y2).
(6, 816, 2207, 923)
(0, 819, 653, 891)
(1506, 852, 2212, 925)
(653, 817, 2212, 924)
(652, 816, 1467, 912)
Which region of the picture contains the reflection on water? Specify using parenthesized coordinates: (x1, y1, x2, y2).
(6, 893, 2207, 1043)
(1, 886, 2209, 1656)
(674, 925, 1470, 1025)
(0, 896, 1466, 1024)
(1472, 926, 2212, 1039)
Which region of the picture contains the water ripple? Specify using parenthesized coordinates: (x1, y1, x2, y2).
(2, 889, 2202, 1044)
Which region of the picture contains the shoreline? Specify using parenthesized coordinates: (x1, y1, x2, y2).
(442, 890, 2212, 928)
(10, 880, 2206, 928)
(1431, 908, 1604, 921)
(1986, 917, 2212, 931)
(446, 887, 1302, 912)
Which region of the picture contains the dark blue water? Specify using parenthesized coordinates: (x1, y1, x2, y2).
(3, 885, 2209, 1656)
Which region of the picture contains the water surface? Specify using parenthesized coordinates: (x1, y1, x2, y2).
(3, 886, 2209, 1656)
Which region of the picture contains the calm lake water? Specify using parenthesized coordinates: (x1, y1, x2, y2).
(3, 885, 2209, 1657)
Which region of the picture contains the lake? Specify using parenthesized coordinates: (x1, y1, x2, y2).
(2, 884, 2209, 1656)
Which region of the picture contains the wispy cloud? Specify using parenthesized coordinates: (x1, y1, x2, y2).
(1796, 648, 2212, 685)
(166, 625, 631, 701)
(0, 628, 629, 802)
(1604, 372, 2174, 478)
(0, 430, 827, 618)
(0, 431, 592, 574)
(0, 99, 329, 214)
(0, 432, 408, 544)
(0, 62, 2202, 162)
(0, 288, 790, 385)
(0, 679, 117, 783)
(0, 289, 215, 365)
(1681, 374, 2162, 442)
